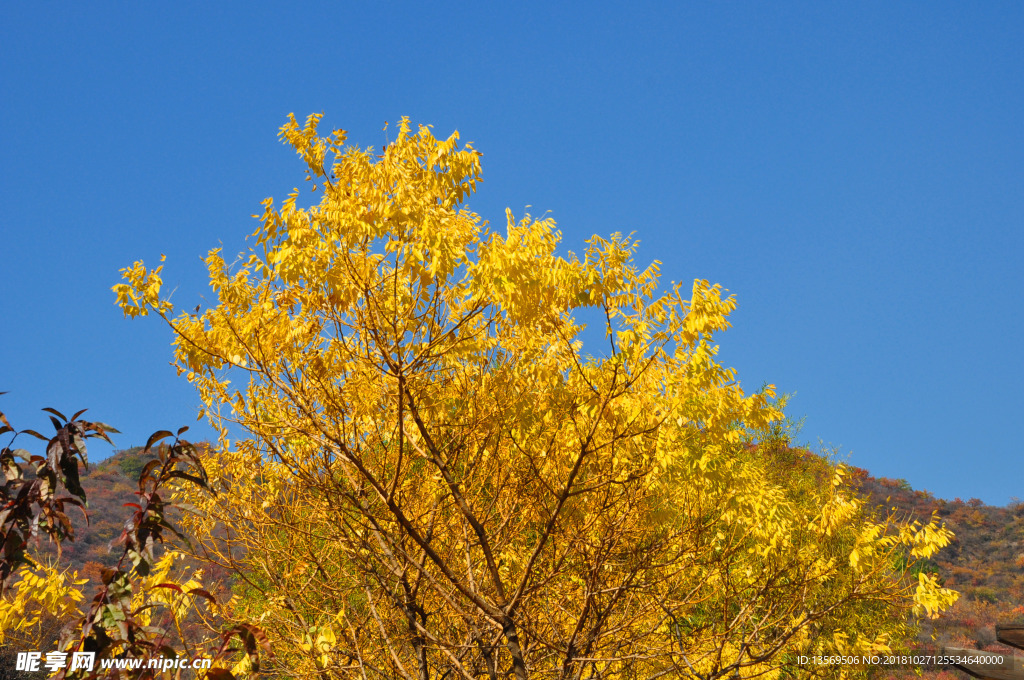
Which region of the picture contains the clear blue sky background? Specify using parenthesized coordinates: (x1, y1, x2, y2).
(2, 3, 1021, 504)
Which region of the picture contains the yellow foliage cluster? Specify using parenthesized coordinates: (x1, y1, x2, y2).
(133, 551, 209, 628)
(112, 114, 957, 680)
(0, 558, 86, 646)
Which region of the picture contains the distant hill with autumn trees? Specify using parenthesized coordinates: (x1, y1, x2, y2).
(850, 464, 1024, 679)
(34, 444, 236, 605)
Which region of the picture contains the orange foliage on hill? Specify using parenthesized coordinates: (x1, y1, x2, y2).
(834, 457, 1022, 678)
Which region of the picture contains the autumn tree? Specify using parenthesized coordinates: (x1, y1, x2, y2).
(114, 114, 957, 680)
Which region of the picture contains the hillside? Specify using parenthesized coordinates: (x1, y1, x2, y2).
(850, 466, 1024, 672)
(31, 445, 231, 594)
(32, 446, 161, 582)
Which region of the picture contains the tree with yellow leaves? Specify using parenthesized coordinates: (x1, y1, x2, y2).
(0, 560, 86, 651)
(115, 113, 957, 680)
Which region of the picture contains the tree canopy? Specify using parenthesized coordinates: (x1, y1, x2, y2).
(110, 113, 957, 680)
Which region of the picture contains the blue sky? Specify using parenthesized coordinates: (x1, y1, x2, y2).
(1, 3, 1021, 504)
